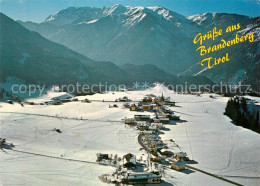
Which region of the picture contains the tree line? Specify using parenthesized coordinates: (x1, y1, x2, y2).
(224, 97, 259, 133)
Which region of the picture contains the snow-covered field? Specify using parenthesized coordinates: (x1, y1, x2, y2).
(0, 84, 259, 185)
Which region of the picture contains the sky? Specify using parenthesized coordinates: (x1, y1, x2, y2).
(0, 0, 259, 23)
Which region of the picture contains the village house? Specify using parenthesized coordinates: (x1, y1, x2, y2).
(116, 96, 131, 102)
(142, 131, 154, 135)
(61, 99, 71, 103)
(142, 96, 153, 103)
(159, 117, 170, 124)
(156, 103, 163, 110)
(153, 144, 164, 151)
(163, 108, 174, 114)
(96, 153, 109, 161)
(171, 161, 186, 171)
(150, 154, 164, 163)
(7, 100, 13, 104)
(52, 100, 62, 105)
(122, 171, 162, 184)
(150, 123, 164, 130)
(152, 118, 161, 123)
(123, 153, 136, 168)
(134, 115, 151, 121)
(162, 113, 172, 118)
(149, 140, 163, 148)
(109, 104, 118, 108)
(82, 98, 91, 103)
(147, 126, 157, 132)
(160, 149, 174, 157)
(130, 104, 138, 111)
(123, 103, 130, 108)
(170, 114, 180, 120)
(144, 135, 160, 142)
(175, 152, 188, 161)
(124, 118, 136, 125)
(146, 94, 156, 98)
(137, 121, 149, 131)
(142, 104, 152, 111)
(164, 101, 175, 106)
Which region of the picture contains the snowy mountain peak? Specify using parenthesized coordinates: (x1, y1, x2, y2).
(104, 4, 128, 15)
(188, 12, 251, 27)
(43, 4, 189, 26)
(147, 6, 173, 20)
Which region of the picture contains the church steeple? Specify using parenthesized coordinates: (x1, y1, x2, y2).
(161, 92, 164, 101)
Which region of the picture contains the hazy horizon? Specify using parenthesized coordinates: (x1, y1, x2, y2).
(0, 0, 259, 23)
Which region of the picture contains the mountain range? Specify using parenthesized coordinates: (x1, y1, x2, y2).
(18, 4, 260, 90)
(2, 12, 209, 90)
(1, 4, 259, 91)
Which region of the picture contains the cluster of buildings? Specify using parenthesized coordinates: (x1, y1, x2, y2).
(123, 94, 189, 171)
(123, 93, 176, 112)
(98, 93, 190, 184)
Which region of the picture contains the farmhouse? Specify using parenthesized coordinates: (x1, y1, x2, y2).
(122, 171, 162, 184)
(142, 104, 152, 111)
(7, 100, 13, 104)
(175, 152, 188, 161)
(123, 103, 130, 108)
(142, 131, 154, 135)
(116, 96, 131, 102)
(97, 153, 109, 161)
(61, 99, 71, 103)
(152, 118, 161, 123)
(130, 104, 138, 111)
(123, 153, 136, 168)
(150, 123, 164, 130)
(171, 161, 186, 171)
(82, 98, 91, 103)
(162, 113, 172, 118)
(149, 140, 164, 148)
(154, 144, 164, 151)
(170, 114, 180, 120)
(144, 135, 160, 141)
(124, 118, 136, 125)
(156, 103, 163, 110)
(137, 121, 149, 131)
(163, 109, 173, 114)
(159, 118, 170, 124)
(134, 115, 151, 121)
(165, 101, 175, 106)
(147, 126, 157, 132)
(52, 100, 62, 105)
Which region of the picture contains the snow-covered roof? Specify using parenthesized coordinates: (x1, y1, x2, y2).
(128, 171, 161, 179)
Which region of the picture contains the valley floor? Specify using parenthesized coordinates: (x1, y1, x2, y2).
(0, 84, 259, 185)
